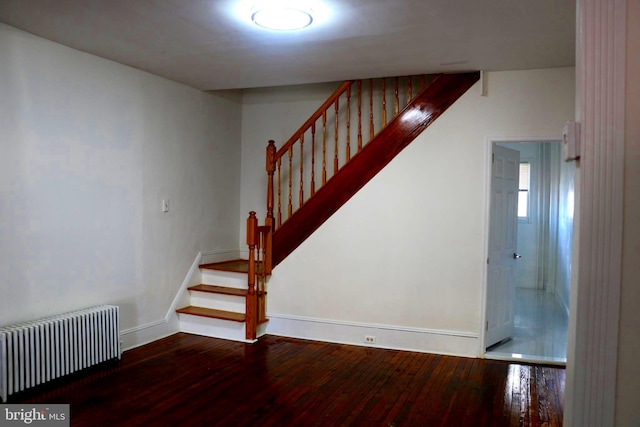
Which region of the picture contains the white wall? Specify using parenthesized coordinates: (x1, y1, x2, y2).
(616, 0, 640, 424)
(0, 23, 242, 348)
(240, 68, 575, 355)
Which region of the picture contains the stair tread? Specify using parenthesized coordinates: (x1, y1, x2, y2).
(200, 259, 249, 273)
(176, 306, 245, 322)
(200, 259, 265, 274)
(189, 284, 248, 296)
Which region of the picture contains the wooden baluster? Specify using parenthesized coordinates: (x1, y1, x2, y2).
(420, 75, 425, 91)
(369, 79, 374, 140)
(407, 76, 412, 101)
(311, 122, 316, 196)
(382, 78, 387, 126)
(265, 141, 275, 274)
(346, 84, 351, 162)
(266, 140, 276, 226)
(256, 227, 263, 324)
(246, 212, 257, 341)
(299, 134, 304, 207)
(357, 80, 362, 152)
(394, 77, 399, 115)
(260, 229, 267, 322)
(322, 111, 327, 185)
(334, 98, 339, 174)
(277, 157, 282, 227)
(288, 146, 293, 218)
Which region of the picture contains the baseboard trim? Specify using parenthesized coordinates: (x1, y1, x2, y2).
(120, 320, 177, 351)
(266, 314, 479, 357)
(120, 251, 204, 351)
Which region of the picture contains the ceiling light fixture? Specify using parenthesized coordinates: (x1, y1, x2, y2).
(251, 3, 314, 30)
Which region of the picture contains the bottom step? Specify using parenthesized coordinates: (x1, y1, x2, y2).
(176, 306, 245, 322)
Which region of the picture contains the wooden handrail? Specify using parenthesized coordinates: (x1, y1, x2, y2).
(273, 81, 353, 160)
(271, 72, 481, 265)
(267, 75, 437, 235)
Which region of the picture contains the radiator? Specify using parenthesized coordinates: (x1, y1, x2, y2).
(0, 305, 121, 402)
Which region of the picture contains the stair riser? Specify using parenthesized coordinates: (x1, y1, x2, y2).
(190, 293, 245, 313)
(178, 313, 247, 342)
(201, 270, 248, 289)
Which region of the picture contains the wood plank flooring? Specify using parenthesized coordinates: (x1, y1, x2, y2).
(13, 333, 564, 426)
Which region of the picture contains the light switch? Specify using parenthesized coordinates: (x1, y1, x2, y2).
(162, 199, 169, 213)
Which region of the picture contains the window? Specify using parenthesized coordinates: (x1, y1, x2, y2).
(518, 162, 530, 219)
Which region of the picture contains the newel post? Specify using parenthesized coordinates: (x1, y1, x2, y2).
(246, 211, 258, 341)
(264, 140, 276, 275)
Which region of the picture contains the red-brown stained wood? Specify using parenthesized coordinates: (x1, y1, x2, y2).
(277, 157, 282, 227)
(369, 78, 374, 139)
(394, 76, 399, 115)
(272, 72, 480, 266)
(12, 334, 564, 426)
(188, 284, 247, 296)
(333, 98, 339, 174)
(311, 122, 316, 195)
(346, 83, 351, 161)
(246, 212, 258, 340)
(176, 306, 245, 322)
(200, 259, 249, 273)
(299, 134, 304, 207)
(322, 110, 327, 185)
(357, 80, 362, 151)
(287, 146, 293, 218)
(382, 77, 387, 126)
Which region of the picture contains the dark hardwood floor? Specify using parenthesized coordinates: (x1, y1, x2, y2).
(13, 333, 564, 426)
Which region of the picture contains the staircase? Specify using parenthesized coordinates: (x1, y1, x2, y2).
(176, 259, 267, 342)
(177, 72, 480, 342)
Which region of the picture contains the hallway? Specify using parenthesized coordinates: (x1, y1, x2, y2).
(487, 288, 568, 364)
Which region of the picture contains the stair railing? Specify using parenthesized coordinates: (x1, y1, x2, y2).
(265, 75, 433, 235)
(246, 211, 269, 341)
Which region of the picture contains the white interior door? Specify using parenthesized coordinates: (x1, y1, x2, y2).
(486, 145, 520, 348)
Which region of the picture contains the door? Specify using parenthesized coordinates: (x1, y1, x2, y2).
(486, 145, 520, 348)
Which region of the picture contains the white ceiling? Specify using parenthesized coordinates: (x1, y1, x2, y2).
(0, 0, 575, 91)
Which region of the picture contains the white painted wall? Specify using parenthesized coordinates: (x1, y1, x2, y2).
(0, 24, 242, 347)
(616, 0, 640, 424)
(240, 68, 575, 355)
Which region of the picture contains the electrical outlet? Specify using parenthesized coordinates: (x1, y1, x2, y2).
(162, 199, 169, 213)
(365, 336, 375, 344)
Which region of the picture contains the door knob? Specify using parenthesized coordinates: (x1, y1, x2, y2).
(514, 253, 522, 259)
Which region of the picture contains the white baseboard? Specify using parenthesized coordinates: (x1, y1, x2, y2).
(120, 319, 178, 351)
(120, 251, 204, 351)
(266, 314, 479, 357)
(178, 313, 253, 343)
(201, 249, 244, 264)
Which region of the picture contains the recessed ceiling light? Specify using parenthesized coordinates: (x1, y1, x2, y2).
(251, 4, 314, 30)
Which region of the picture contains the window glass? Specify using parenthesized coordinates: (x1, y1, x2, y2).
(518, 163, 530, 218)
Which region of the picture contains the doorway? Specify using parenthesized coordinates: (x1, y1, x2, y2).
(484, 139, 574, 364)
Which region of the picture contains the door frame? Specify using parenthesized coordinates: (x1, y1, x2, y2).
(479, 135, 563, 359)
